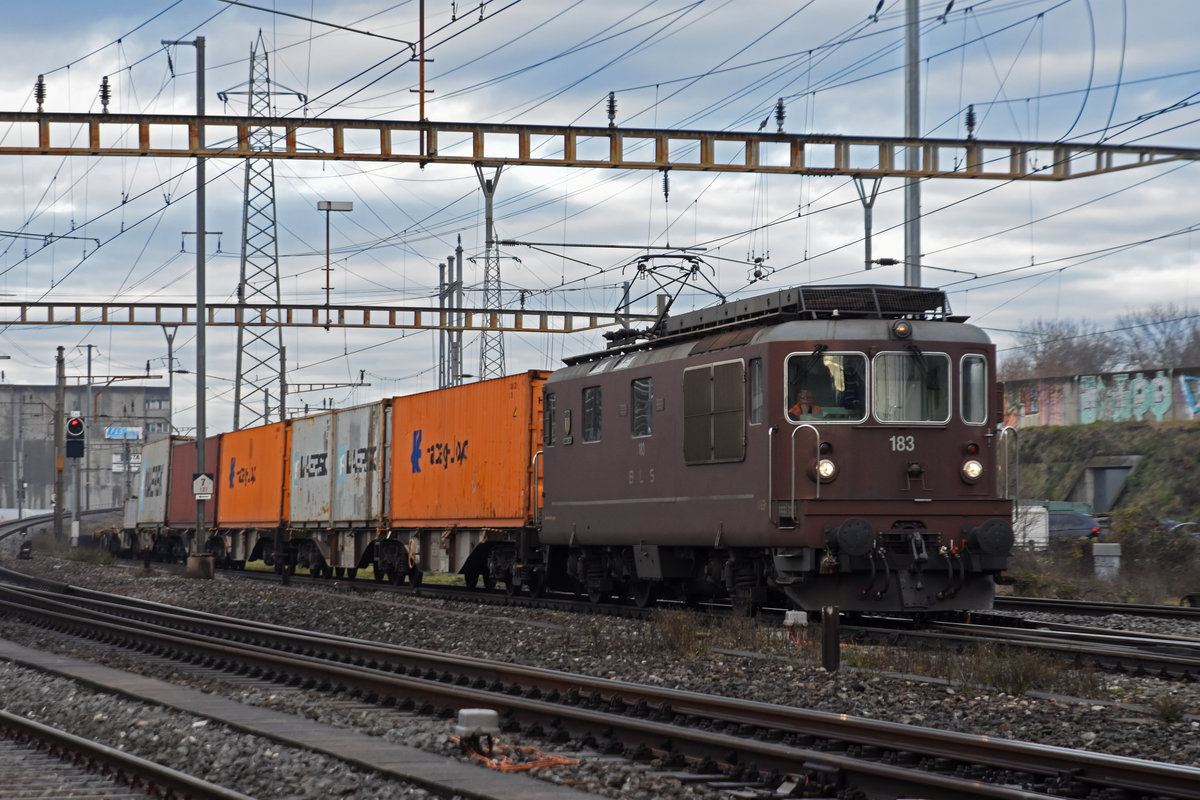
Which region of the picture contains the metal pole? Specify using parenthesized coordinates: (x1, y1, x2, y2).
(854, 177, 881, 272)
(903, 0, 921, 287)
(324, 207, 331, 329)
(280, 346, 287, 420)
(85, 345, 93, 510)
(196, 35, 208, 564)
(438, 260, 446, 388)
(163, 326, 177, 434)
(453, 236, 464, 386)
(53, 347, 64, 541)
(821, 605, 840, 672)
(163, 36, 209, 569)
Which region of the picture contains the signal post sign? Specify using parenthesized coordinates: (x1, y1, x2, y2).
(192, 473, 215, 501)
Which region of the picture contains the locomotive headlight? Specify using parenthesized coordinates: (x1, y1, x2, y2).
(961, 459, 984, 483)
(816, 458, 837, 482)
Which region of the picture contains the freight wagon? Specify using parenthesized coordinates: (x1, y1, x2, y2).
(114, 373, 549, 583)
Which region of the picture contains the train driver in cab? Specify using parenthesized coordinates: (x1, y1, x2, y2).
(790, 388, 821, 418)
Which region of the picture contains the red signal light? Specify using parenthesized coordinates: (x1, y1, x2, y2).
(66, 417, 85, 458)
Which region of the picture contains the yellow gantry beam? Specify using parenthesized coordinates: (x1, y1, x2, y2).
(0, 111, 1196, 180)
(0, 301, 655, 333)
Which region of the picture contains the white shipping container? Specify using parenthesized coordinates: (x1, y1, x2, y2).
(332, 402, 389, 526)
(289, 413, 334, 525)
(136, 438, 172, 527)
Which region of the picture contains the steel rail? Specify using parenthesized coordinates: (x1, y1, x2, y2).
(996, 595, 1200, 620)
(0, 710, 255, 800)
(4, 582, 1199, 799)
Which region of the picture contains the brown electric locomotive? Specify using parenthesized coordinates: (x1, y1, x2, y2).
(507, 284, 1014, 613)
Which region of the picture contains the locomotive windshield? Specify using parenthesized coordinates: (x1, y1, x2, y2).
(873, 351, 951, 423)
(786, 352, 867, 422)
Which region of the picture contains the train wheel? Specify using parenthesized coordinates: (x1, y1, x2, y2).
(334, 567, 345, 579)
(347, 568, 358, 581)
(389, 568, 405, 586)
(527, 572, 547, 599)
(408, 567, 423, 587)
(586, 586, 609, 605)
(629, 579, 659, 609)
(373, 564, 385, 582)
(503, 580, 519, 597)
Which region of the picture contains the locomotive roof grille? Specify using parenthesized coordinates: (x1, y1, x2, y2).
(568, 284, 957, 366)
(662, 284, 952, 337)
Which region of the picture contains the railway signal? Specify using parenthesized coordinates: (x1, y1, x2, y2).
(65, 417, 85, 459)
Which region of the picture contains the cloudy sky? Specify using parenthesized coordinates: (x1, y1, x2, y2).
(0, 0, 1196, 434)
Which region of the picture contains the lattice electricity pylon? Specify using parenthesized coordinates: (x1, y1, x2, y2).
(218, 31, 306, 429)
(476, 165, 505, 379)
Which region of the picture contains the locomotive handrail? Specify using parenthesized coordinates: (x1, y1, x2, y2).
(1000, 425, 1019, 517)
(529, 450, 544, 526)
(768, 426, 779, 527)
(790, 423, 823, 517)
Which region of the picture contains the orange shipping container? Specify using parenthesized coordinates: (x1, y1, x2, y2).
(390, 371, 548, 528)
(217, 421, 287, 529)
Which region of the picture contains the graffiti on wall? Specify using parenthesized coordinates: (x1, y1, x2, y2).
(1005, 381, 1066, 428)
(1006, 366, 1200, 427)
(1182, 375, 1200, 419)
(1080, 371, 1172, 423)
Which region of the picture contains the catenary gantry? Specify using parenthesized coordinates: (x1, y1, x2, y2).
(1, 112, 1196, 180)
(0, 301, 653, 332)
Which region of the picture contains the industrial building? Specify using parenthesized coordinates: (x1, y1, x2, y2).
(0, 383, 172, 518)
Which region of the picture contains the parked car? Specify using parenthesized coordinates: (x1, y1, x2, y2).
(1048, 511, 1101, 541)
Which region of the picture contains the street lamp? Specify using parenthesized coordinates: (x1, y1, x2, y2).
(317, 201, 352, 330)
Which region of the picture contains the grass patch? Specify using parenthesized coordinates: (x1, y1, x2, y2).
(1149, 692, 1187, 723)
(648, 609, 705, 658)
(846, 641, 1102, 698)
(63, 547, 115, 566)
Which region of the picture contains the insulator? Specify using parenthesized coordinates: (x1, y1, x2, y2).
(607, 91, 616, 128)
(99, 76, 111, 113)
(965, 104, 976, 140)
(34, 74, 46, 111)
(775, 97, 785, 133)
(661, 170, 669, 203)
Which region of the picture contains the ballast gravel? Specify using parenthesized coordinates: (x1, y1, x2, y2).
(2, 554, 1199, 800)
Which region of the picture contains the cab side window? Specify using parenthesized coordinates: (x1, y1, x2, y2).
(631, 377, 653, 437)
(543, 392, 556, 445)
(582, 386, 602, 443)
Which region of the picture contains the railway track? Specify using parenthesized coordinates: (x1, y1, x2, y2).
(995, 595, 1200, 621)
(236, 570, 1200, 678)
(0, 709, 254, 800)
(2, 572, 1199, 800)
(61, 556, 1200, 681)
